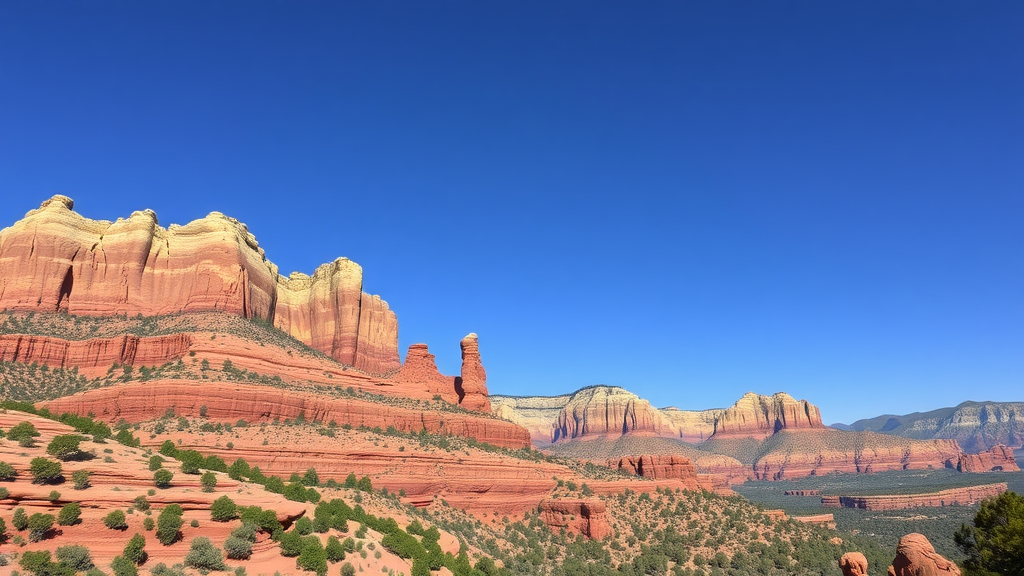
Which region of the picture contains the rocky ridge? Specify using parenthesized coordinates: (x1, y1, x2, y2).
(846, 400, 1024, 452)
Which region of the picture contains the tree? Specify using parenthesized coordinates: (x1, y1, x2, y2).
(210, 495, 238, 521)
(356, 476, 372, 491)
(158, 440, 178, 457)
(19, 550, 71, 576)
(156, 506, 183, 545)
(148, 455, 164, 471)
(104, 510, 128, 530)
(279, 530, 304, 557)
(178, 450, 204, 474)
(344, 472, 357, 488)
(302, 467, 320, 487)
(28, 512, 55, 542)
(184, 536, 226, 571)
(46, 434, 85, 461)
(29, 457, 63, 484)
(123, 533, 147, 565)
(227, 458, 250, 480)
(58, 502, 82, 526)
(326, 536, 346, 563)
(201, 471, 217, 492)
(955, 490, 1024, 576)
(341, 562, 356, 576)
(55, 545, 94, 571)
(297, 538, 328, 576)
(153, 469, 173, 488)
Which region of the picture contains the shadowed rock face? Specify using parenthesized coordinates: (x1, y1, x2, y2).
(0, 196, 398, 375)
(887, 533, 961, 576)
(955, 444, 1020, 472)
(539, 499, 611, 540)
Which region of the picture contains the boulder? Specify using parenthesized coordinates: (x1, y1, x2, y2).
(887, 533, 961, 576)
(839, 552, 868, 576)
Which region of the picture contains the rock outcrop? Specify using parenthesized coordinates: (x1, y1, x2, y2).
(457, 333, 491, 412)
(0, 333, 191, 375)
(538, 499, 611, 540)
(552, 386, 663, 442)
(42, 379, 532, 449)
(609, 454, 699, 486)
(839, 552, 869, 576)
(822, 483, 1007, 511)
(0, 196, 399, 375)
(711, 392, 823, 439)
(954, 444, 1019, 472)
(887, 533, 961, 576)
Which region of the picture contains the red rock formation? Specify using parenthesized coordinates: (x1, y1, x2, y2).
(609, 454, 699, 486)
(0, 333, 192, 376)
(954, 445, 1020, 472)
(458, 333, 490, 412)
(887, 533, 961, 576)
(0, 196, 399, 375)
(538, 499, 611, 540)
(553, 386, 663, 441)
(784, 490, 821, 496)
(41, 379, 532, 449)
(839, 552, 868, 576)
(793, 514, 836, 529)
(763, 509, 788, 521)
(711, 392, 823, 439)
(822, 483, 1007, 511)
(396, 344, 460, 403)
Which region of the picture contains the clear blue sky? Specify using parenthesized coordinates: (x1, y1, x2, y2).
(2, 2, 1021, 424)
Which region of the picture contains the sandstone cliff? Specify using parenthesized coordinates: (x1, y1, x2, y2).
(953, 444, 1019, 472)
(538, 499, 611, 540)
(0, 196, 399, 374)
(821, 483, 1007, 511)
(711, 392, 823, 439)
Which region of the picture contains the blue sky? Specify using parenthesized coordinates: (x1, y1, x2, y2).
(1, 1, 1021, 424)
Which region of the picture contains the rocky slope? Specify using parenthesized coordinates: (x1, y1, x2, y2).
(0, 195, 400, 375)
(845, 400, 1024, 452)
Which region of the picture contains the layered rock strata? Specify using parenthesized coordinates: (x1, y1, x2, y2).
(608, 454, 699, 485)
(821, 483, 1007, 511)
(0, 333, 191, 373)
(0, 196, 399, 374)
(954, 444, 1019, 472)
(712, 392, 823, 439)
(42, 380, 532, 449)
(538, 499, 611, 540)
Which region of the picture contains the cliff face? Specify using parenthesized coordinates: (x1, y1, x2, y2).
(538, 499, 612, 540)
(608, 454, 699, 486)
(712, 392, 823, 439)
(955, 445, 1020, 472)
(553, 386, 663, 442)
(821, 483, 1007, 511)
(0, 196, 398, 375)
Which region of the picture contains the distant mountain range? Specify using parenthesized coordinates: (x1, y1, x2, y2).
(834, 401, 1024, 453)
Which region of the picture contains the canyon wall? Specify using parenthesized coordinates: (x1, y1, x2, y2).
(953, 444, 1019, 472)
(0, 196, 399, 375)
(538, 499, 612, 540)
(712, 392, 823, 439)
(821, 483, 1007, 511)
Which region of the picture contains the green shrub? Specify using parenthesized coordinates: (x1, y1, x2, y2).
(156, 506, 183, 545)
(956, 490, 1024, 576)
(133, 495, 150, 511)
(295, 516, 314, 536)
(0, 461, 17, 481)
(114, 429, 139, 448)
(29, 457, 62, 484)
(47, 490, 61, 502)
(72, 469, 91, 489)
(302, 468, 320, 487)
(210, 495, 237, 521)
(279, 530, 304, 557)
(297, 538, 328, 576)
(143, 517, 155, 531)
(27, 512, 54, 542)
(0, 486, 7, 499)
(55, 545, 94, 571)
(110, 555, 138, 576)
(341, 562, 356, 576)
(184, 536, 226, 571)
(153, 469, 173, 488)
(148, 455, 164, 471)
(46, 434, 84, 461)
(227, 458, 250, 480)
(103, 510, 128, 530)
(178, 450, 204, 474)
(158, 440, 177, 457)
(18, 550, 68, 576)
(12, 507, 28, 530)
(200, 471, 217, 492)
(57, 502, 81, 526)
(224, 536, 253, 560)
(325, 536, 345, 563)
(7, 422, 40, 442)
(123, 533, 147, 565)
